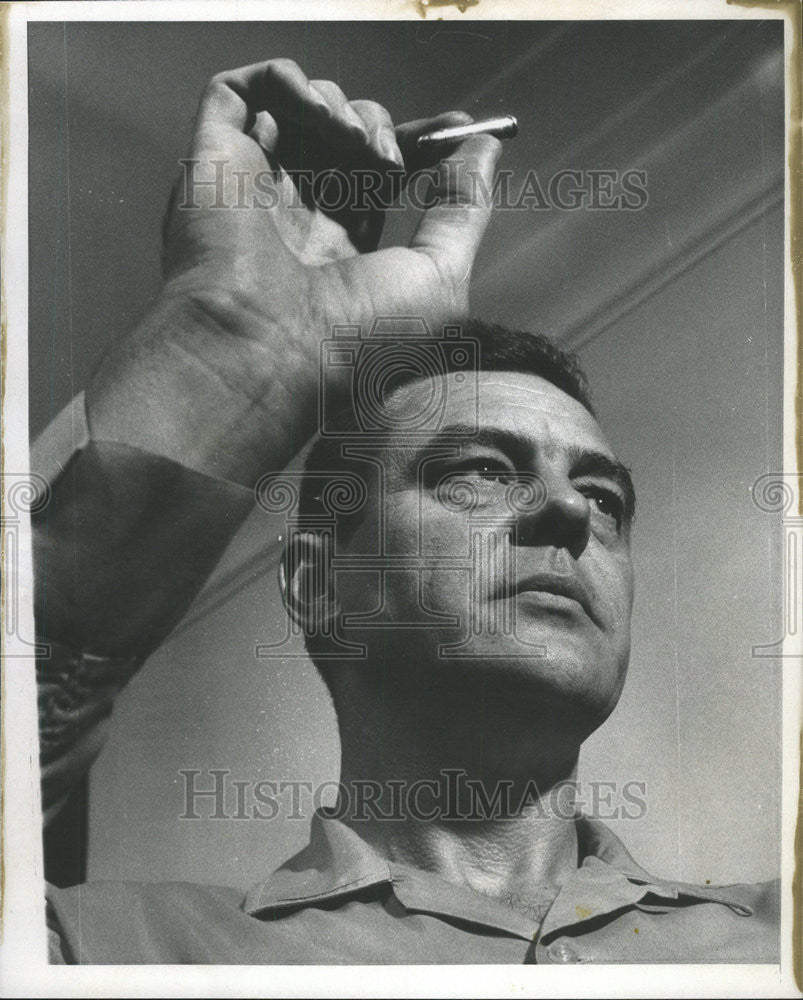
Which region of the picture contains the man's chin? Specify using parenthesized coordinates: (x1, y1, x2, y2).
(327, 624, 628, 725)
(431, 635, 628, 735)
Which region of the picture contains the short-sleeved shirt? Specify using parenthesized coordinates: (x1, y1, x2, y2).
(47, 811, 779, 964)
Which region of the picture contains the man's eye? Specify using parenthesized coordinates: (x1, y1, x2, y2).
(452, 461, 516, 485)
(435, 461, 518, 510)
(582, 487, 624, 526)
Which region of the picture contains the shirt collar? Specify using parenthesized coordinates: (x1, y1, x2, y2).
(244, 811, 753, 938)
(574, 816, 753, 913)
(244, 810, 392, 915)
(244, 810, 541, 939)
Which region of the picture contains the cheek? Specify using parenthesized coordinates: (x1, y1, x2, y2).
(594, 551, 634, 633)
(614, 548, 635, 612)
(383, 495, 471, 556)
(381, 499, 478, 617)
(572, 531, 632, 624)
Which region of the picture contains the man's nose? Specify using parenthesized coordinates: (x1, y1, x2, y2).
(511, 471, 591, 559)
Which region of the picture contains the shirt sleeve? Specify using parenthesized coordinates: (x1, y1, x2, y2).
(32, 393, 257, 818)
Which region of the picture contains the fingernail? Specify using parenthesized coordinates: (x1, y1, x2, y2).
(378, 130, 404, 167)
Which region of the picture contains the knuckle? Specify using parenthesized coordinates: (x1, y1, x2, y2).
(265, 57, 300, 78)
(204, 73, 229, 98)
(350, 98, 383, 114)
(311, 79, 345, 101)
(350, 99, 392, 124)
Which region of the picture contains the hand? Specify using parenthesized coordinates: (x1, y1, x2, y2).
(87, 59, 503, 485)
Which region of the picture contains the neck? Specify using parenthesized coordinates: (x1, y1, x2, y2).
(333, 671, 584, 912)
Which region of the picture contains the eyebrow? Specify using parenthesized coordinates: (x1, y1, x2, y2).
(566, 445, 636, 520)
(417, 424, 636, 519)
(419, 425, 533, 466)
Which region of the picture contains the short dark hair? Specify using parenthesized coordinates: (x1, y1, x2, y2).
(299, 319, 593, 523)
(290, 320, 596, 695)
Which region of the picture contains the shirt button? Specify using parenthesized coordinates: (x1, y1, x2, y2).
(548, 939, 581, 964)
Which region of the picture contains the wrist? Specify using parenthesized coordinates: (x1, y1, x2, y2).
(86, 282, 321, 485)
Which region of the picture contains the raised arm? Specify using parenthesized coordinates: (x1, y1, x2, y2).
(33, 58, 502, 818)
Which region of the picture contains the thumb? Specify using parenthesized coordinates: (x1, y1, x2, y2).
(409, 133, 503, 294)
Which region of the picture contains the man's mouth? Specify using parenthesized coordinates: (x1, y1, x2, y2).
(496, 572, 599, 627)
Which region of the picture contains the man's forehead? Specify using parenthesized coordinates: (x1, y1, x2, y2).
(385, 370, 612, 457)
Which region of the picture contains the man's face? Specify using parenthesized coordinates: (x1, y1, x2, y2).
(332, 370, 635, 735)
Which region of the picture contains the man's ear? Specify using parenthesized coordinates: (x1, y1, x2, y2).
(278, 531, 337, 632)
